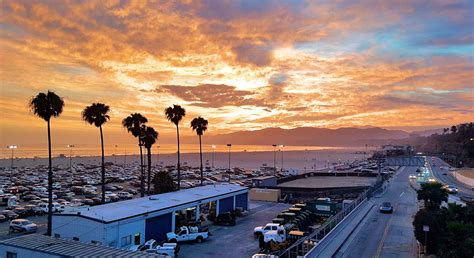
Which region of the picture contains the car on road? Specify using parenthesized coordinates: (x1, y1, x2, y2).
(408, 174, 417, 179)
(9, 219, 37, 233)
(443, 185, 458, 194)
(379, 202, 393, 214)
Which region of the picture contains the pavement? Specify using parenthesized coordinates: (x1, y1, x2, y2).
(278, 176, 376, 189)
(179, 201, 291, 258)
(332, 166, 419, 258)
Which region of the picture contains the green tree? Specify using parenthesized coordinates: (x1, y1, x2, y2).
(122, 113, 148, 197)
(82, 103, 110, 203)
(165, 105, 185, 190)
(29, 90, 64, 236)
(143, 126, 158, 195)
(190, 116, 208, 186)
(152, 171, 176, 194)
(413, 209, 441, 254)
(417, 182, 448, 210)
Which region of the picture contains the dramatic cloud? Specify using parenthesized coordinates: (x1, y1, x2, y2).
(0, 0, 472, 146)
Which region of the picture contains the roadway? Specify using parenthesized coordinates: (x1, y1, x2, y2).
(334, 166, 418, 258)
(428, 157, 474, 198)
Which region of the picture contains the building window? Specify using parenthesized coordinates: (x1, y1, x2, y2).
(73, 237, 79, 241)
(91, 240, 101, 245)
(121, 235, 132, 247)
(54, 234, 60, 238)
(6, 252, 17, 258)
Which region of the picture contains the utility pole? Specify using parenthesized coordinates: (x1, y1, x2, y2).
(114, 145, 117, 164)
(280, 145, 284, 172)
(7, 145, 17, 183)
(156, 145, 160, 168)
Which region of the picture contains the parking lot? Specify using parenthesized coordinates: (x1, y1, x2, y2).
(179, 201, 291, 258)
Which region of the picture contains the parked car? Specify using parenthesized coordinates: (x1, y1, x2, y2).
(213, 212, 236, 226)
(166, 226, 209, 243)
(9, 219, 37, 233)
(24, 204, 44, 215)
(22, 194, 40, 202)
(12, 207, 28, 218)
(254, 223, 283, 236)
(0, 210, 19, 220)
(379, 202, 393, 213)
(117, 191, 133, 200)
(129, 239, 158, 251)
(145, 243, 179, 256)
(0, 214, 7, 222)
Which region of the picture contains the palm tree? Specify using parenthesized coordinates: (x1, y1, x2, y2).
(82, 103, 110, 204)
(165, 105, 186, 190)
(29, 90, 64, 236)
(122, 113, 148, 197)
(143, 126, 158, 195)
(190, 117, 208, 186)
(417, 182, 448, 210)
(152, 171, 176, 194)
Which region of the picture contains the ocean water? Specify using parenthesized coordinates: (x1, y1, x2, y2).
(0, 143, 364, 159)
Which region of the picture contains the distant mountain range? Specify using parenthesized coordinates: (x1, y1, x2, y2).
(182, 127, 422, 147)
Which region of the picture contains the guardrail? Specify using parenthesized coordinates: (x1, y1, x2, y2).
(277, 180, 383, 258)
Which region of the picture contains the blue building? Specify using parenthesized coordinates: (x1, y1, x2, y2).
(52, 184, 248, 248)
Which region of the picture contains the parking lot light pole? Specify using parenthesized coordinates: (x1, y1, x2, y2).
(7, 145, 17, 169)
(7, 145, 17, 182)
(156, 145, 160, 168)
(67, 145, 75, 173)
(227, 144, 232, 182)
(279, 145, 284, 172)
(114, 144, 118, 164)
(272, 144, 277, 175)
(212, 145, 216, 168)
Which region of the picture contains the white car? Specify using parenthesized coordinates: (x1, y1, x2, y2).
(129, 239, 158, 251)
(117, 191, 133, 199)
(9, 219, 37, 233)
(166, 226, 209, 243)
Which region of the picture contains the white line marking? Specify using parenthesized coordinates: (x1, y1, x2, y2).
(399, 192, 405, 197)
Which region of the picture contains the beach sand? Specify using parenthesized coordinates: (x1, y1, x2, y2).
(0, 149, 368, 171)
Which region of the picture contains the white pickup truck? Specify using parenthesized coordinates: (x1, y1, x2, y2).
(254, 223, 284, 237)
(166, 226, 209, 243)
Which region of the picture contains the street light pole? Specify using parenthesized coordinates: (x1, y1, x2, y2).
(7, 145, 17, 170)
(212, 145, 216, 168)
(227, 144, 232, 182)
(114, 145, 118, 164)
(67, 145, 75, 173)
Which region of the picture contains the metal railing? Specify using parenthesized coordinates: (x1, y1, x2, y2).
(277, 180, 383, 258)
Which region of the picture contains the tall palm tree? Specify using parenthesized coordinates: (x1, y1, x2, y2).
(81, 103, 110, 204)
(190, 117, 208, 186)
(29, 90, 64, 236)
(143, 126, 158, 195)
(165, 105, 186, 190)
(122, 113, 148, 197)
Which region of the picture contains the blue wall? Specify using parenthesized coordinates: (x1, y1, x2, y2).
(219, 196, 234, 213)
(235, 193, 248, 210)
(145, 212, 172, 242)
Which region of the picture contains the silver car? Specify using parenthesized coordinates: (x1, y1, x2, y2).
(9, 219, 37, 233)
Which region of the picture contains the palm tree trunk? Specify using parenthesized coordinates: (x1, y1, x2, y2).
(100, 125, 105, 204)
(147, 147, 152, 195)
(176, 124, 181, 190)
(139, 142, 144, 197)
(47, 119, 53, 236)
(199, 134, 203, 186)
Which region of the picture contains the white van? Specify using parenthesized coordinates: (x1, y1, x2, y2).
(39, 202, 61, 213)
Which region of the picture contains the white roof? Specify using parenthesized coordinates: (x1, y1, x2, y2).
(57, 184, 247, 222)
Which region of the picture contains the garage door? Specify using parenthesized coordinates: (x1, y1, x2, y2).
(219, 196, 234, 213)
(235, 193, 248, 210)
(145, 213, 172, 241)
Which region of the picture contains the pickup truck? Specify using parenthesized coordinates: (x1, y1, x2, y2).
(254, 223, 284, 237)
(166, 226, 209, 243)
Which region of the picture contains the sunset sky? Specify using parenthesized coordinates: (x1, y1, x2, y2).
(0, 0, 473, 147)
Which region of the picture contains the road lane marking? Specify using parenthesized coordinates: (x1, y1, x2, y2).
(374, 204, 398, 258)
(399, 192, 405, 198)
